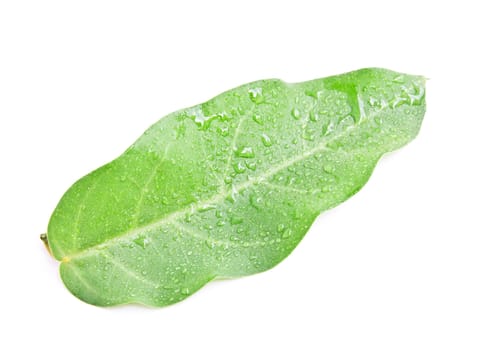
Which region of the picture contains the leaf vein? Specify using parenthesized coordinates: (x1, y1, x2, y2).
(65, 262, 103, 300)
(221, 114, 246, 186)
(131, 144, 171, 226)
(71, 178, 99, 251)
(101, 252, 159, 289)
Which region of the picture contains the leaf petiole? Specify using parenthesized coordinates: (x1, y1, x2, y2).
(40, 233, 52, 256)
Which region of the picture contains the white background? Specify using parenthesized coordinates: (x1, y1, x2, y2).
(1, 1, 480, 349)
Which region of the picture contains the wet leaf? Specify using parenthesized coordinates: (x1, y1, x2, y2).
(46, 68, 426, 306)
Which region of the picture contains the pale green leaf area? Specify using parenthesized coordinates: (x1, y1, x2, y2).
(47, 68, 426, 306)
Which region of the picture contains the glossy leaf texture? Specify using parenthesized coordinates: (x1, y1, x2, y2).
(47, 68, 426, 306)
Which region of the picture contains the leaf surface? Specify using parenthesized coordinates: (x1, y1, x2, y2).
(47, 68, 426, 306)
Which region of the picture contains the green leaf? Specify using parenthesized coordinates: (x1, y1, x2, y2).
(47, 68, 426, 306)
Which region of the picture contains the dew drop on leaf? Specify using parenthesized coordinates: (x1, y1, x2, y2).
(323, 164, 334, 174)
(309, 110, 319, 122)
(261, 133, 272, 147)
(252, 114, 263, 125)
(249, 194, 264, 210)
(198, 204, 216, 212)
(301, 129, 314, 141)
(229, 216, 243, 225)
(245, 161, 257, 171)
(133, 235, 147, 249)
(233, 161, 247, 174)
(248, 87, 264, 104)
(291, 107, 301, 119)
(236, 146, 255, 158)
(282, 229, 292, 239)
(218, 126, 229, 136)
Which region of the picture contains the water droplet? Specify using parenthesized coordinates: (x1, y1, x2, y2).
(293, 209, 302, 220)
(305, 89, 317, 98)
(277, 224, 286, 233)
(390, 95, 407, 108)
(323, 164, 334, 173)
(133, 235, 148, 248)
(224, 176, 233, 185)
(236, 146, 255, 158)
(368, 97, 379, 107)
(291, 107, 301, 119)
(249, 194, 263, 209)
(141, 270, 147, 276)
(252, 114, 263, 125)
(401, 83, 425, 106)
(226, 188, 238, 203)
(261, 133, 272, 147)
(301, 129, 314, 141)
(191, 109, 222, 130)
(339, 115, 355, 130)
(248, 87, 264, 104)
(309, 110, 319, 122)
(281, 229, 292, 239)
(233, 161, 246, 174)
(325, 122, 335, 135)
(218, 126, 229, 136)
(181, 287, 190, 295)
(393, 75, 405, 83)
(230, 216, 243, 225)
(187, 250, 193, 256)
(245, 161, 257, 170)
(199, 204, 216, 212)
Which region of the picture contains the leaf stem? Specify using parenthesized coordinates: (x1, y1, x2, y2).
(40, 233, 52, 256)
